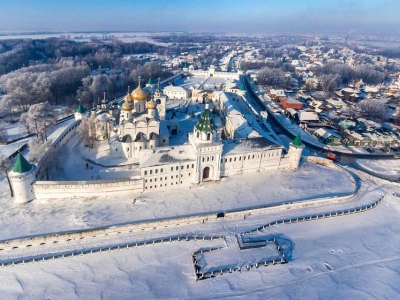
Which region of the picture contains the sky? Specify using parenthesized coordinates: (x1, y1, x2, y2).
(0, 0, 399, 36)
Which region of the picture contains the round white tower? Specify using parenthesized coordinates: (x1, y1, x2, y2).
(288, 133, 304, 170)
(8, 153, 36, 203)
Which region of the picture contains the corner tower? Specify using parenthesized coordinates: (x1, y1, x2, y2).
(288, 133, 304, 170)
(8, 153, 36, 203)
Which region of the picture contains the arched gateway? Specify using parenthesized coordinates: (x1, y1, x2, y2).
(203, 167, 210, 180)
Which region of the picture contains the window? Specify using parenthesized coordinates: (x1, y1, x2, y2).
(144, 171, 147, 175)
(202, 157, 205, 162)
(239, 157, 241, 161)
(192, 164, 194, 168)
(163, 139, 165, 143)
(225, 158, 227, 163)
(145, 179, 148, 183)
(207, 133, 211, 140)
(229, 158, 232, 162)
(161, 168, 163, 173)
(127, 148, 129, 152)
(150, 179, 152, 182)
(150, 170, 153, 175)
(155, 178, 157, 182)
(187, 165, 189, 169)
(171, 167, 173, 171)
(252, 155, 255, 159)
(160, 177, 163, 181)
(176, 175, 178, 178)
(196, 132, 200, 138)
(212, 156, 214, 161)
(171, 176, 173, 179)
(165, 177, 167, 180)
(155, 169, 158, 174)
(234, 157, 236, 162)
(207, 157, 209, 162)
(155, 185, 157, 188)
(176, 166, 178, 171)
(181, 165, 184, 170)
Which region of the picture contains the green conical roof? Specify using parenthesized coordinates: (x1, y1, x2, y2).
(239, 65, 244, 71)
(77, 103, 85, 113)
(239, 81, 246, 91)
(13, 152, 32, 173)
(147, 76, 153, 85)
(183, 62, 189, 68)
(195, 105, 214, 133)
(292, 133, 302, 147)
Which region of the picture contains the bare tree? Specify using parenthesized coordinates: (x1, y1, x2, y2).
(20, 102, 56, 141)
(28, 138, 53, 162)
(78, 115, 94, 147)
(0, 123, 7, 142)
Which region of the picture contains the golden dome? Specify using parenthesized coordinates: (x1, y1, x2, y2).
(124, 93, 134, 103)
(121, 102, 133, 111)
(131, 77, 148, 101)
(146, 99, 157, 109)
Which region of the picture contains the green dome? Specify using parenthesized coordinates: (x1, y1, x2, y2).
(13, 152, 32, 173)
(292, 133, 303, 147)
(195, 105, 214, 133)
(77, 103, 85, 113)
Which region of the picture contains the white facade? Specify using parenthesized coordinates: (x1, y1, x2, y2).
(163, 85, 190, 100)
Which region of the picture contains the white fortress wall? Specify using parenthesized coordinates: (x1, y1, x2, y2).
(33, 178, 144, 199)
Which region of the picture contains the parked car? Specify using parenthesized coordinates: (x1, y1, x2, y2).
(382, 147, 390, 153)
(391, 146, 399, 152)
(393, 155, 400, 159)
(326, 152, 339, 162)
(365, 147, 375, 153)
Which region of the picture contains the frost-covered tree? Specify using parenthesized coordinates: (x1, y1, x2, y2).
(78, 115, 94, 147)
(0, 123, 7, 142)
(20, 102, 56, 141)
(357, 99, 387, 120)
(27, 138, 53, 162)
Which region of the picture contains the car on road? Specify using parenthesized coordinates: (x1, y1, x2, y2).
(394, 155, 400, 159)
(393, 193, 400, 197)
(326, 152, 339, 162)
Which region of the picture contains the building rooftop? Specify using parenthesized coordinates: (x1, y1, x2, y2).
(222, 137, 281, 155)
(139, 144, 196, 168)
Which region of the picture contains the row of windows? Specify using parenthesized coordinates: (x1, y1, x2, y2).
(221, 152, 280, 163)
(145, 173, 191, 183)
(144, 165, 194, 176)
(146, 181, 183, 189)
(202, 156, 215, 163)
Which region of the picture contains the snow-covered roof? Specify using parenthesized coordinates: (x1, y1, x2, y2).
(314, 128, 341, 139)
(222, 137, 281, 155)
(139, 144, 196, 168)
(298, 111, 319, 122)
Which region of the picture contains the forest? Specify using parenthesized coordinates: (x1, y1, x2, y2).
(0, 38, 172, 119)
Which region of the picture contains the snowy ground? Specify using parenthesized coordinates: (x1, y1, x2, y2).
(355, 159, 400, 177)
(0, 160, 353, 241)
(0, 120, 27, 140)
(0, 170, 398, 299)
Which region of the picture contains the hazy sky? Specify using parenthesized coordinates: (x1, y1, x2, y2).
(0, 0, 399, 36)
